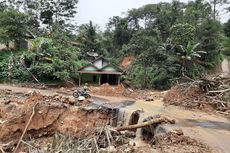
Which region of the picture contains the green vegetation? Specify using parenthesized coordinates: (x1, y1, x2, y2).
(0, 0, 229, 89)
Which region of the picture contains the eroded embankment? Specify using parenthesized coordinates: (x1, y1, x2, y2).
(0, 91, 110, 145)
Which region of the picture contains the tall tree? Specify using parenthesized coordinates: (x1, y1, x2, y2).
(0, 1, 7, 12)
(198, 19, 222, 65)
(0, 9, 28, 49)
(107, 16, 132, 49)
(170, 23, 196, 46)
(184, 0, 212, 26)
(224, 19, 230, 37)
(77, 21, 103, 58)
(210, 0, 230, 20)
(3, 0, 78, 33)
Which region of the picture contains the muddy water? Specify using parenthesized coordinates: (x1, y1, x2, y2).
(117, 99, 165, 146)
(118, 98, 230, 153)
(117, 98, 165, 126)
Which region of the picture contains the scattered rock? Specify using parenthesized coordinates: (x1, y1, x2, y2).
(25, 90, 34, 96)
(59, 87, 66, 91)
(107, 145, 117, 152)
(78, 96, 85, 101)
(145, 96, 154, 102)
(68, 97, 76, 105)
(124, 131, 136, 138)
(0, 119, 7, 124)
(4, 100, 11, 105)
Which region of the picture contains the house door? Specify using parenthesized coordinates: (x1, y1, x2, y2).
(101, 74, 118, 85)
(101, 74, 108, 84)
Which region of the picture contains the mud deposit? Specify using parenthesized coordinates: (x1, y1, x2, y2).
(0, 91, 110, 152)
(0, 87, 223, 153)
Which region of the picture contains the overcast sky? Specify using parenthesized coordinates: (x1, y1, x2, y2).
(75, 0, 229, 29)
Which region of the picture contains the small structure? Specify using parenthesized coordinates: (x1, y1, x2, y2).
(0, 32, 35, 51)
(78, 57, 123, 86)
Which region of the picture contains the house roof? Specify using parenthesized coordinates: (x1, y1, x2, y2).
(78, 57, 123, 75)
(91, 56, 109, 64)
(78, 63, 99, 71)
(78, 70, 122, 75)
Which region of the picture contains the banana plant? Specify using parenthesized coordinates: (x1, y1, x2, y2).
(179, 42, 206, 61)
(178, 42, 206, 76)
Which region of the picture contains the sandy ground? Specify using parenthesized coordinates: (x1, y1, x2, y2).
(163, 106, 230, 153)
(0, 84, 133, 104)
(118, 98, 230, 153)
(0, 84, 230, 153)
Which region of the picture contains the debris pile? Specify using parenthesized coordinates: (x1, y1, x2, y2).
(155, 129, 212, 153)
(91, 83, 165, 100)
(164, 77, 230, 117)
(91, 83, 129, 97)
(20, 126, 130, 153)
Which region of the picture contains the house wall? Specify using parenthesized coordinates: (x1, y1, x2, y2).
(102, 60, 109, 67)
(0, 40, 33, 50)
(27, 39, 33, 50)
(93, 59, 109, 69)
(0, 44, 5, 50)
(93, 60, 102, 69)
(0, 42, 15, 50)
(81, 73, 100, 84)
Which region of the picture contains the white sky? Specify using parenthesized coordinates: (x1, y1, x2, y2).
(75, 0, 229, 29)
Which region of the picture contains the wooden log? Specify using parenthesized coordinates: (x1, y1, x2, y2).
(115, 117, 175, 132)
(0, 145, 5, 153)
(13, 102, 39, 153)
(208, 88, 230, 93)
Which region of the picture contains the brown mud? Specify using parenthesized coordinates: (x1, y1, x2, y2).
(0, 84, 229, 152)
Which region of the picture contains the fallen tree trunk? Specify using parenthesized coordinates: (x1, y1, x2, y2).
(115, 117, 175, 132)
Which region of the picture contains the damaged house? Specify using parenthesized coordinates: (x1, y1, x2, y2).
(78, 57, 123, 86)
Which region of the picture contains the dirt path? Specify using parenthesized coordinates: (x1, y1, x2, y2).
(0, 84, 56, 96)
(163, 106, 230, 153)
(0, 84, 133, 105)
(120, 98, 230, 153)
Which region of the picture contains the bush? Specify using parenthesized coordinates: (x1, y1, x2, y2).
(0, 37, 85, 84)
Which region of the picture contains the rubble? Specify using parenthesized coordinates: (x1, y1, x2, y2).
(164, 77, 230, 118)
(90, 83, 165, 100)
(155, 129, 212, 153)
(91, 83, 128, 97)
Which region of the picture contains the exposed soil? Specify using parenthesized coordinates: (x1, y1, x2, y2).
(90, 83, 165, 100)
(0, 84, 229, 153)
(164, 81, 230, 118)
(155, 129, 212, 153)
(121, 56, 135, 68)
(0, 90, 110, 152)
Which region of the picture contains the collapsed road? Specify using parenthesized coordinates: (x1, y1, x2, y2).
(0, 84, 230, 153)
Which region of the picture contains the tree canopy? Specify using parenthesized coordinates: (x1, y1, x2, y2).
(0, 0, 229, 89)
